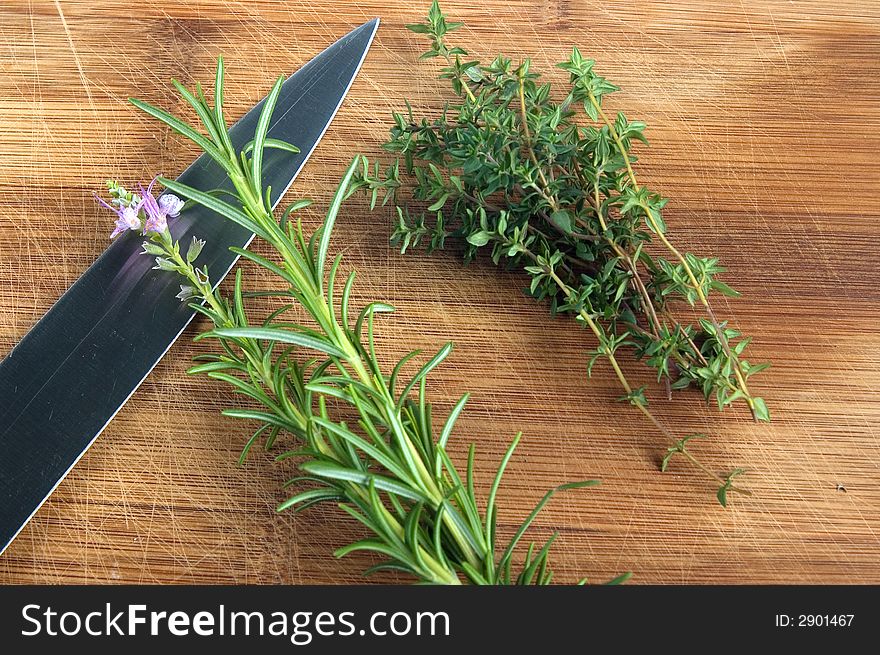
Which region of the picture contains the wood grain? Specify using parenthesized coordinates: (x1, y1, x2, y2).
(0, 0, 878, 584)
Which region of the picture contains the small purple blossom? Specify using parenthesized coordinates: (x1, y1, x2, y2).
(97, 195, 142, 239)
(158, 194, 184, 218)
(99, 177, 184, 239)
(138, 178, 169, 234)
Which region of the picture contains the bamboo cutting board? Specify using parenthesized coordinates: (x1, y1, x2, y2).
(0, 0, 878, 584)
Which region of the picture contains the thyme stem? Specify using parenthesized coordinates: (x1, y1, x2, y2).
(543, 267, 749, 495)
(586, 92, 758, 420)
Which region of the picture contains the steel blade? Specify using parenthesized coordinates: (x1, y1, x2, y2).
(0, 18, 379, 555)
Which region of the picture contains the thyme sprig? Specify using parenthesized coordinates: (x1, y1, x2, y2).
(110, 58, 621, 584)
(353, 2, 769, 503)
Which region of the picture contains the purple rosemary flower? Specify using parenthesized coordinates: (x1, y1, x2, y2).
(158, 193, 184, 218)
(138, 179, 169, 234)
(138, 180, 182, 234)
(96, 195, 142, 239)
(98, 178, 184, 239)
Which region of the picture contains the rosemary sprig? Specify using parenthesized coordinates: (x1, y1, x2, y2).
(352, 1, 769, 503)
(111, 58, 621, 584)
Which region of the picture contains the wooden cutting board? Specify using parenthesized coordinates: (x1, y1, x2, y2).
(0, 0, 878, 584)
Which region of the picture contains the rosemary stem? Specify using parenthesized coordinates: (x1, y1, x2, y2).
(169, 240, 273, 380)
(334, 311, 484, 570)
(176, 242, 464, 583)
(243, 173, 486, 571)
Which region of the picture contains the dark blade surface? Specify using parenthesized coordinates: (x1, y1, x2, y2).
(0, 19, 379, 555)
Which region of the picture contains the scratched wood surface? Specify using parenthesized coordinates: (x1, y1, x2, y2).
(0, 0, 878, 584)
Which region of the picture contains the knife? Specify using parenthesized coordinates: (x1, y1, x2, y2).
(0, 18, 379, 556)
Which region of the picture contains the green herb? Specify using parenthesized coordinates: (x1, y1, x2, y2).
(352, 1, 769, 503)
(114, 58, 615, 584)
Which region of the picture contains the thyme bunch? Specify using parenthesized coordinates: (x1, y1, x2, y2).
(353, 1, 770, 504)
(108, 59, 622, 584)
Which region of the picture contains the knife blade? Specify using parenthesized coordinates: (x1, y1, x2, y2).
(0, 18, 379, 555)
